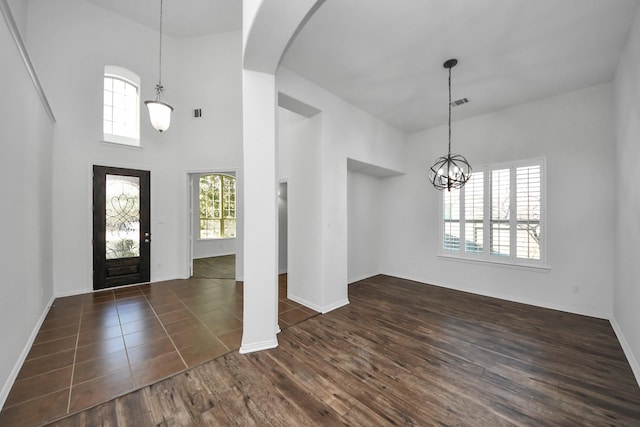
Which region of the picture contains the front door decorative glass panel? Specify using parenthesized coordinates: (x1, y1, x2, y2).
(105, 175, 140, 259)
(93, 166, 150, 290)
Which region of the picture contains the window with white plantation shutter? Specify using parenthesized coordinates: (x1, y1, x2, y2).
(464, 172, 483, 253)
(439, 159, 545, 267)
(516, 165, 541, 260)
(491, 168, 510, 257)
(443, 187, 460, 251)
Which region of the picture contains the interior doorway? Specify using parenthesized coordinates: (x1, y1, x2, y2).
(93, 165, 151, 290)
(188, 171, 237, 278)
(278, 181, 288, 274)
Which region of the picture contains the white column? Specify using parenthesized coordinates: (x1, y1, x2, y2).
(240, 69, 279, 353)
(240, 0, 323, 353)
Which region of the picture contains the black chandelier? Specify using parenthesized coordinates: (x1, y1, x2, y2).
(428, 59, 471, 191)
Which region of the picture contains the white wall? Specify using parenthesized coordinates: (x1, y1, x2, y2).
(381, 83, 616, 319)
(176, 33, 243, 276)
(277, 68, 406, 312)
(25, 0, 243, 295)
(347, 171, 381, 283)
(614, 5, 640, 383)
(6, 0, 26, 35)
(0, 5, 54, 406)
(277, 107, 324, 308)
(193, 238, 236, 259)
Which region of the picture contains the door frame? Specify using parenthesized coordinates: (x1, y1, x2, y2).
(89, 162, 152, 291)
(185, 168, 240, 279)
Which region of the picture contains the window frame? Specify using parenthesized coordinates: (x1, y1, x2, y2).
(102, 65, 141, 147)
(437, 157, 548, 269)
(198, 173, 236, 240)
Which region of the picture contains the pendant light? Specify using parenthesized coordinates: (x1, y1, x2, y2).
(145, 0, 173, 132)
(428, 59, 471, 191)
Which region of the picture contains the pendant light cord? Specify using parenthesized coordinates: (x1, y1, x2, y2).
(447, 65, 452, 156)
(158, 0, 164, 89)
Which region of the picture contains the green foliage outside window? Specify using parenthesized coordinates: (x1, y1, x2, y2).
(199, 174, 236, 239)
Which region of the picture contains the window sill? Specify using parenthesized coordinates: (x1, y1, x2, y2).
(198, 237, 236, 241)
(101, 139, 143, 150)
(437, 253, 551, 272)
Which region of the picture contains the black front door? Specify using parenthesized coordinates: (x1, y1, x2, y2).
(93, 165, 151, 290)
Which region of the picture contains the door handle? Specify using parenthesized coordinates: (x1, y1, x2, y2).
(144, 232, 151, 243)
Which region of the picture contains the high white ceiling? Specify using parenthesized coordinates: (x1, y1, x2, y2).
(81, 0, 639, 134)
(282, 0, 640, 133)
(82, 0, 241, 38)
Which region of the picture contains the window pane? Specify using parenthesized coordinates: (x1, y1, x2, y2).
(491, 169, 510, 256)
(104, 88, 113, 106)
(222, 175, 236, 218)
(199, 174, 236, 239)
(223, 219, 236, 238)
(112, 78, 124, 92)
(516, 165, 541, 259)
(464, 172, 483, 253)
(200, 219, 220, 239)
(113, 93, 124, 109)
(443, 188, 460, 251)
(125, 83, 137, 97)
(103, 74, 139, 142)
(200, 175, 214, 223)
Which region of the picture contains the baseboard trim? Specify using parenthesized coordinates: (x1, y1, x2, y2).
(193, 252, 235, 260)
(610, 317, 640, 388)
(54, 275, 184, 299)
(383, 271, 611, 320)
(286, 294, 322, 312)
(239, 338, 278, 354)
(348, 272, 378, 284)
(320, 298, 350, 314)
(287, 294, 350, 314)
(0, 294, 55, 410)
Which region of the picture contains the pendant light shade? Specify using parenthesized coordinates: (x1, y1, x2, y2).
(145, 88, 173, 132)
(428, 59, 471, 191)
(145, 0, 173, 132)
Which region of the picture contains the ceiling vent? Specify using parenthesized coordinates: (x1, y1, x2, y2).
(450, 97, 469, 107)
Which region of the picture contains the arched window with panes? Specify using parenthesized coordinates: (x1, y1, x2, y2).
(103, 65, 140, 146)
(199, 174, 236, 239)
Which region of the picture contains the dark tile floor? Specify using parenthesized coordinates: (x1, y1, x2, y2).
(0, 257, 317, 426)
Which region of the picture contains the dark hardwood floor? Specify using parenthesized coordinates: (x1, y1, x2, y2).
(48, 275, 640, 426)
(192, 255, 235, 279)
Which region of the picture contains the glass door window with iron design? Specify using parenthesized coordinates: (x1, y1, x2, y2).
(93, 165, 150, 289)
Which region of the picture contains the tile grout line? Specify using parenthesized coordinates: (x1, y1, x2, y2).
(171, 285, 232, 352)
(141, 286, 189, 370)
(115, 289, 143, 388)
(66, 294, 87, 415)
